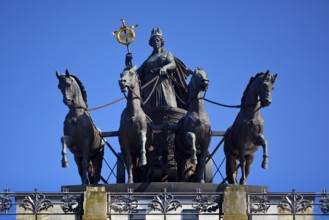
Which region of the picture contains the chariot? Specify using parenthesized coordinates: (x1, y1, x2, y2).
(101, 105, 222, 184)
(56, 19, 277, 185)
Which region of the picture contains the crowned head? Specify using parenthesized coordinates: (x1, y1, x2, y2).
(149, 28, 165, 47)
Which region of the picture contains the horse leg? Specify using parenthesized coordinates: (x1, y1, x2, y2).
(90, 148, 104, 184)
(255, 135, 268, 169)
(193, 145, 208, 183)
(123, 149, 134, 183)
(194, 157, 206, 183)
(140, 130, 147, 166)
(82, 158, 89, 184)
(145, 145, 154, 182)
(88, 161, 95, 184)
(80, 145, 90, 184)
(176, 162, 184, 182)
(60, 136, 70, 167)
(176, 153, 185, 182)
(245, 154, 255, 180)
(239, 148, 247, 185)
(185, 132, 197, 164)
(74, 156, 85, 184)
(226, 153, 238, 184)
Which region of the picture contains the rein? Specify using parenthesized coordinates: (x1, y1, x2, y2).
(84, 107, 127, 168)
(167, 74, 187, 90)
(141, 75, 159, 90)
(125, 86, 143, 102)
(186, 87, 207, 107)
(80, 73, 260, 111)
(87, 97, 125, 111)
(123, 75, 160, 105)
(68, 101, 88, 111)
(203, 98, 242, 108)
(141, 75, 159, 105)
(86, 75, 160, 111)
(124, 76, 160, 105)
(203, 97, 260, 109)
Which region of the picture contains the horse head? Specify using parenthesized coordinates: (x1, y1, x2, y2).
(225, 70, 278, 185)
(188, 67, 209, 94)
(56, 69, 87, 109)
(258, 70, 277, 107)
(118, 66, 139, 93)
(241, 70, 277, 108)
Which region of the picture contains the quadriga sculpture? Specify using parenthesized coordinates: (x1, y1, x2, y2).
(118, 66, 154, 183)
(224, 70, 277, 185)
(175, 67, 211, 182)
(57, 70, 104, 184)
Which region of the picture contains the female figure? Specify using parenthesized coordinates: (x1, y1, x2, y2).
(137, 28, 180, 109)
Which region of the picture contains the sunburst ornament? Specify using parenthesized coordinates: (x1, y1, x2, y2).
(112, 18, 138, 47)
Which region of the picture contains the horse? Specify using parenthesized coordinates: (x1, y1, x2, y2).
(224, 70, 277, 185)
(118, 66, 154, 183)
(56, 70, 104, 184)
(175, 67, 212, 182)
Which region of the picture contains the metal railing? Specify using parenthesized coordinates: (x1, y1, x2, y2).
(0, 187, 224, 220)
(108, 188, 224, 220)
(248, 188, 329, 219)
(2, 187, 328, 219)
(0, 188, 83, 219)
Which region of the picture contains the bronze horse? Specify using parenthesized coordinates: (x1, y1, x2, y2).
(118, 66, 153, 183)
(57, 70, 104, 184)
(175, 67, 211, 182)
(224, 70, 277, 185)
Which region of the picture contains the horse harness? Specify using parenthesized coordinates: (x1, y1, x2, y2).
(69, 103, 104, 154)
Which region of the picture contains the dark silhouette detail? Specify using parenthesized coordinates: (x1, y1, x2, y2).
(125, 28, 189, 110)
(57, 70, 104, 184)
(118, 66, 154, 183)
(175, 67, 212, 182)
(224, 70, 277, 185)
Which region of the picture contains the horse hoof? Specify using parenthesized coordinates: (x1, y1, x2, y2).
(239, 178, 247, 185)
(262, 161, 268, 169)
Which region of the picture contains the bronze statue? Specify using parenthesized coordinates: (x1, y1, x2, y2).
(224, 71, 277, 185)
(126, 28, 189, 110)
(118, 66, 154, 183)
(56, 70, 104, 184)
(123, 28, 190, 181)
(175, 67, 212, 182)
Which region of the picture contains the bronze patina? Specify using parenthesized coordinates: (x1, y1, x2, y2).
(57, 19, 277, 185)
(224, 71, 277, 185)
(118, 66, 154, 183)
(175, 67, 212, 182)
(57, 70, 104, 184)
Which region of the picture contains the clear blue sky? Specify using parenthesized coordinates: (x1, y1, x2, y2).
(1, 0, 328, 193)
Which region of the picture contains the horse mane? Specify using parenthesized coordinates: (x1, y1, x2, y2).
(70, 74, 88, 105)
(241, 72, 264, 105)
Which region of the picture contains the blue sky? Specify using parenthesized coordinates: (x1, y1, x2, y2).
(1, 0, 328, 193)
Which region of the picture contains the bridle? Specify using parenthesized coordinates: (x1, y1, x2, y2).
(122, 73, 160, 106)
(203, 76, 266, 109)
